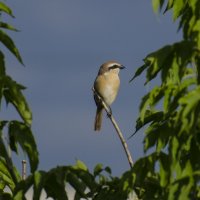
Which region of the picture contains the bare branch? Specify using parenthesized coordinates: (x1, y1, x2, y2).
(92, 87, 134, 168)
(22, 160, 27, 180)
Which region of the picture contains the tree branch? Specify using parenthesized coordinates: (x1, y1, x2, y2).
(92, 87, 134, 168)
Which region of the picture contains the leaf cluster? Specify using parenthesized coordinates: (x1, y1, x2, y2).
(129, 0, 200, 199)
(2, 160, 136, 200)
(0, 1, 39, 198)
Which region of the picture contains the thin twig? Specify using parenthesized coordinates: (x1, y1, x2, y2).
(93, 87, 134, 168)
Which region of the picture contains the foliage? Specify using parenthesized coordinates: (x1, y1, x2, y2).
(128, 0, 200, 199)
(0, 1, 39, 198)
(0, 0, 200, 199)
(13, 161, 135, 200)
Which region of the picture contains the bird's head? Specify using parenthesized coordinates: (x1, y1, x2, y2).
(98, 61, 125, 75)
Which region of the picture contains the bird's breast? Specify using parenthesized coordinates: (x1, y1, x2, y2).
(94, 73, 120, 106)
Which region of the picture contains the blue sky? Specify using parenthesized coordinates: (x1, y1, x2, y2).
(2, 0, 181, 175)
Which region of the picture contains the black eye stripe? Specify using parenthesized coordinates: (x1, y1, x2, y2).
(109, 65, 119, 70)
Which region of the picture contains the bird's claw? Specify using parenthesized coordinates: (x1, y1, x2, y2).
(107, 106, 112, 117)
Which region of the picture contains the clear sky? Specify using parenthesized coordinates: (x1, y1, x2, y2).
(2, 0, 181, 175)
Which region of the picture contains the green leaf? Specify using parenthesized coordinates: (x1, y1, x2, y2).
(0, 2, 14, 17)
(0, 134, 21, 185)
(136, 41, 195, 86)
(0, 158, 15, 191)
(0, 30, 23, 64)
(13, 175, 34, 200)
(0, 51, 6, 105)
(67, 173, 86, 199)
(169, 136, 180, 173)
(3, 76, 32, 125)
(129, 64, 148, 82)
(8, 121, 39, 173)
(13, 190, 24, 200)
(71, 162, 96, 193)
(33, 171, 46, 200)
(0, 181, 5, 190)
(104, 166, 112, 175)
(173, 0, 186, 21)
(74, 192, 81, 200)
(0, 51, 6, 75)
(0, 120, 8, 131)
(139, 93, 150, 123)
(168, 181, 179, 200)
(177, 86, 200, 133)
(144, 129, 158, 152)
(159, 152, 170, 187)
(179, 0, 200, 44)
(156, 125, 170, 152)
(139, 86, 164, 123)
(132, 153, 157, 185)
(44, 167, 68, 200)
(94, 164, 103, 176)
(171, 137, 179, 160)
(178, 177, 194, 200)
(133, 110, 164, 136)
(144, 122, 170, 153)
(145, 45, 173, 84)
(77, 171, 96, 193)
(152, 0, 165, 13)
(163, 84, 175, 113)
(75, 160, 88, 171)
(182, 161, 193, 177)
(0, 22, 18, 31)
(0, 193, 13, 200)
(164, 0, 174, 13)
(193, 19, 200, 47)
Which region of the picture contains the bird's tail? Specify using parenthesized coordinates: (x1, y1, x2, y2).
(94, 107, 103, 131)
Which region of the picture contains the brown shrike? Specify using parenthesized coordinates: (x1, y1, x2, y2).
(93, 61, 125, 131)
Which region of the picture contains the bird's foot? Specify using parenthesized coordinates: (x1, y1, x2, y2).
(107, 106, 112, 118)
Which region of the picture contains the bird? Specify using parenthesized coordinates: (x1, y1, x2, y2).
(93, 61, 125, 131)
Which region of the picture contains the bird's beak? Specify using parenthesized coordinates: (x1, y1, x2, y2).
(120, 65, 125, 69)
